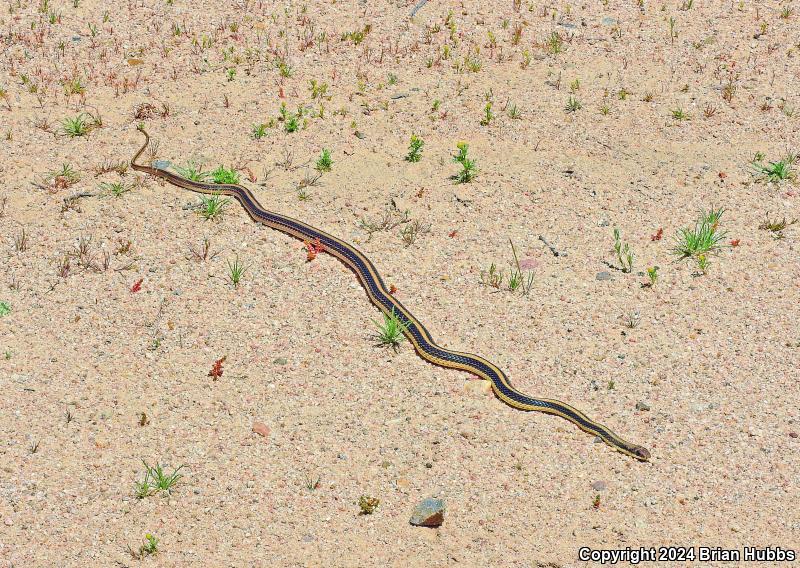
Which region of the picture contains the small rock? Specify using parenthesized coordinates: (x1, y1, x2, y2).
(354, 131, 366, 139)
(396, 477, 410, 490)
(252, 422, 270, 438)
(790, 432, 798, 439)
(153, 160, 172, 169)
(410, 498, 445, 527)
(4, 518, 12, 526)
(592, 480, 607, 491)
(596, 271, 613, 281)
(635, 401, 651, 411)
(601, 17, 618, 25)
(273, 357, 288, 365)
(598, 217, 610, 227)
(302, 534, 315, 542)
(463, 380, 492, 396)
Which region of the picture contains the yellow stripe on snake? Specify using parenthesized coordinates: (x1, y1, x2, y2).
(131, 127, 650, 461)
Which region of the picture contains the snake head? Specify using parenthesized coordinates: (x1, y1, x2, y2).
(630, 445, 651, 461)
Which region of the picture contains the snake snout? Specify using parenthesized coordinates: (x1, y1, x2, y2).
(631, 446, 651, 461)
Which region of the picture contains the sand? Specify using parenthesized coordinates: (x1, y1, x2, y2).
(1, 0, 798, 566)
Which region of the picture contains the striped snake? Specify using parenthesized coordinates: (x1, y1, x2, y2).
(131, 127, 650, 461)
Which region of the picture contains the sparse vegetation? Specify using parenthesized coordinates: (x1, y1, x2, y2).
(196, 193, 230, 220)
(135, 460, 185, 499)
(452, 142, 477, 183)
(751, 154, 796, 183)
(405, 135, 424, 162)
(613, 228, 634, 273)
(672, 208, 728, 270)
(371, 308, 409, 351)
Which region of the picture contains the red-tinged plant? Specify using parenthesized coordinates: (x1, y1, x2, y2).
(130, 278, 143, 293)
(730, 239, 740, 247)
(592, 495, 601, 509)
(651, 227, 663, 241)
(448, 230, 458, 238)
(389, 284, 397, 294)
(208, 356, 226, 380)
(305, 238, 325, 262)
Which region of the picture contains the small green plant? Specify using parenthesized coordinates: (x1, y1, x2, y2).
(480, 102, 494, 125)
(135, 460, 184, 498)
(226, 68, 236, 81)
(671, 108, 690, 120)
(405, 135, 424, 162)
(751, 154, 796, 182)
(612, 228, 634, 273)
(507, 240, 534, 294)
(358, 495, 380, 515)
(371, 308, 409, 351)
(141, 534, 158, 556)
(0, 301, 10, 316)
(668, 16, 677, 44)
(175, 161, 209, 182)
(672, 208, 727, 261)
(565, 96, 582, 113)
(545, 31, 563, 54)
(309, 79, 328, 99)
(197, 193, 230, 220)
(227, 255, 247, 287)
(646, 266, 659, 287)
(452, 142, 477, 183)
(211, 166, 240, 184)
(315, 148, 333, 172)
(61, 113, 90, 137)
(481, 263, 504, 289)
(99, 181, 130, 198)
(759, 215, 797, 239)
(251, 123, 269, 139)
(305, 475, 321, 490)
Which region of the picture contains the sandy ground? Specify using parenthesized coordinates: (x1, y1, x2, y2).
(1, 0, 799, 566)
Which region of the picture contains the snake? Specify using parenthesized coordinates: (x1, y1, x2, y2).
(131, 127, 650, 461)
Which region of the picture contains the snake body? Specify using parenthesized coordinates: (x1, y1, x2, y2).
(131, 128, 650, 461)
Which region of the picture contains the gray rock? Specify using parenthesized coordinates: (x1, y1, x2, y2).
(273, 357, 288, 365)
(592, 480, 607, 491)
(153, 160, 172, 169)
(596, 271, 613, 281)
(601, 17, 618, 26)
(635, 401, 651, 411)
(598, 217, 610, 227)
(410, 498, 445, 527)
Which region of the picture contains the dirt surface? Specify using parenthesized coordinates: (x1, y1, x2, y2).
(1, 0, 799, 566)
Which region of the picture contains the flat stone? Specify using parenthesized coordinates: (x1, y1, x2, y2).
(635, 401, 651, 411)
(601, 17, 618, 25)
(463, 380, 492, 396)
(410, 498, 445, 527)
(592, 480, 607, 491)
(252, 422, 270, 438)
(596, 271, 613, 281)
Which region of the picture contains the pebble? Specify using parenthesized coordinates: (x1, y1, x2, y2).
(252, 422, 270, 438)
(636, 401, 651, 411)
(598, 217, 610, 227)
(273, 357, 288, 365)
(153, 160, 172, 169)
(601, 17, 618, 25)
(596, 271, 613, 281)
(409, 498, 445, 527)
(463, 380, 492, 396)
(4, 518, 12, 526)
(592, 480, 607, 491)
(790, 432, 798, 439)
